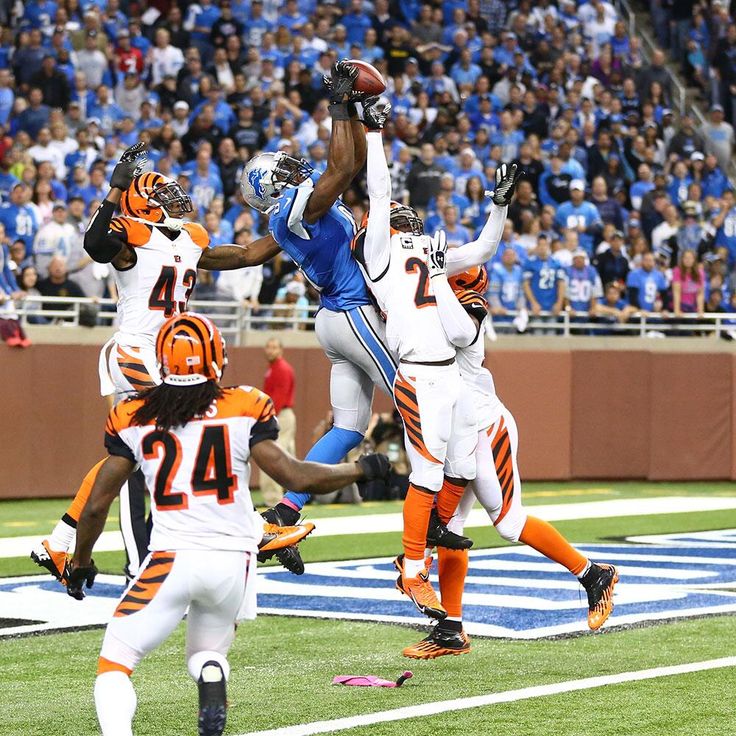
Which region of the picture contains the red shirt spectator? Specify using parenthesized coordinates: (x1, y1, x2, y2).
(263, 338, 295, 414)
(116, 32, 145, 76)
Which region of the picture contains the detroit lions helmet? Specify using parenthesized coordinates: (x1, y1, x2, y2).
(240, 152, 314, 213)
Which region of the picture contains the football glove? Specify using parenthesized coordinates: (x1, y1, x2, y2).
(427, 230, 448, 278)
(67, 561, 98, 600)
(490, 162, 520, 206)
(110, 142, 148, 191)
(323, 59, 360, 103)
(363, 97, 392, 131)
(357, 453, 392, 482)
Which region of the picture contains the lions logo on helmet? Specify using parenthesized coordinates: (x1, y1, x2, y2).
(241, 151, 314, 213)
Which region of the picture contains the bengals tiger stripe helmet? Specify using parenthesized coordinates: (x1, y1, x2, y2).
(156, 313, 227, 385)
(121, 172, 193, 223)
(448, 265, 489, 295)
(455, 287, 489, 323)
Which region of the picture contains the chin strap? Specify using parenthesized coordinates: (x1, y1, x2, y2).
(126, 215, 187, 231)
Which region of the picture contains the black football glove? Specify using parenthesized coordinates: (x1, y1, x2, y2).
(491, 162, 520, 206)
(110, 141, 148, 191)
(357, 453, 392, 482)
(323, 59, 360, 104)
(67, 561, 98, 601)
(362, 96, 391, 131)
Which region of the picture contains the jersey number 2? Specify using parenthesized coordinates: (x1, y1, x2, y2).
(142, 425, 239, 510)
(405, 257, 437, 309)
(149, 266, 197, 317)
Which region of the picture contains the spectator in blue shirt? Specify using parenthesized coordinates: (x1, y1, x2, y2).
(667, 159, 693, 206)
(596, 282, 636, 332)
(442, 205, 471, 248)
(88, 86, 126, 137)
(523, 236, 566, 316)
(626, 252, 668, 313)
(23, 0, 58, 29)
(187, 148, 224, 212)
(629, 163, 656, 211)
(0, 69, 14, 126)
(0, 184, 40, 255)
(555, 180, 603, 255)
(342, 0, 372, 45)
(715, 191, 736, 267)
(15, 87, 50, 139)
(278, 0, 308, 32)
(701, 154, 730, 199)
(451, 49, 482, 88)
(489, 246, 525, 317)
(565, 249, 603, 314)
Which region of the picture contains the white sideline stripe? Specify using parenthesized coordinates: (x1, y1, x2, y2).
(236, 657, 736, 736)
(5, 496, 736, 559)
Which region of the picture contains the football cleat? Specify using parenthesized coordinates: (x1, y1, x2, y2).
(394, 554, 447, 620)
(197, 661, 227, 736)
(425, 508, 473, 550)
(30, 539, 70, 585)
(258, 522, 315, 554)
(259, 506, 308, 575)
(580, 562, 619, 630)
(403, 624, 471, 659)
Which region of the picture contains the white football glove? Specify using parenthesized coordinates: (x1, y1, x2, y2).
(427, 230, 448, 278)
(489, 162, 519, 206)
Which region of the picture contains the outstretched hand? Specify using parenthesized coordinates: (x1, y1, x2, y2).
(362, 96, 392, 131)
(323, 59, 360, 104)
(427, 230, 448, 278)
(489, 162, 520, 206)
(110, 142, 148, 191)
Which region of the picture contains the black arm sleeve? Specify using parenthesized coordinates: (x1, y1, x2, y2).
(84, 200, 126, 263)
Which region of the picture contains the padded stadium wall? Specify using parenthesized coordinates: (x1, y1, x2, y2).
(1, 342, 734, 498)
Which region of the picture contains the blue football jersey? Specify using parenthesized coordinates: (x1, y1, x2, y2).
(715, 207, 736, 266)
(565, 264, 602, 311)
(490, 262, 524, 310)
(0, 203, 39, 253)
(269, 176, 369, 311)
(523, 256, 565, 310)
(626, 267, 667, 311)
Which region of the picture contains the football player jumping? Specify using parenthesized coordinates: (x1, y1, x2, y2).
(239, 61, 403, 573)
(354, 104, 518, 619)
(32, 142, 308, 583)
(400, 242, 619, 658)
(66, 312, 390, 736)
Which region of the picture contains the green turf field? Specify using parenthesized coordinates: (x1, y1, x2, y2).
(2, 482, 736, 736)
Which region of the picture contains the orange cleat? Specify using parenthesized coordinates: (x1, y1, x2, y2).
(30, 539, 70, 585)
(403, 624, 471, 659)
(394, 554, 447, 620)
(258, 522, 315, 554)
(580, 562, 619, 631)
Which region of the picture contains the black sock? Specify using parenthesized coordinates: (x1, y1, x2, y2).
(275, 503, 300, 526)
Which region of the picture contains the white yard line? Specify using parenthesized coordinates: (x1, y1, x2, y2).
(235, 656, 736, 736)
(3, 496, 736, 560)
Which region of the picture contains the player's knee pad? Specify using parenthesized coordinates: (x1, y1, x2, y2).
(187, 650, 230, 682)
(494, 508, 528, 544)
(409, 463, 445, 493)
(444, 453, 476, 483)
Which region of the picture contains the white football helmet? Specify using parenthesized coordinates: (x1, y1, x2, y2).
(240, 151, 314, 213)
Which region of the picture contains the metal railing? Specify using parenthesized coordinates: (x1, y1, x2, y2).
(13, 296, 319, 346)
(10, 295, 736, 342)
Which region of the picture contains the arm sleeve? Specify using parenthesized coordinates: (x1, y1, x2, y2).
(432, 275, 479, 348)
(249, 396, 280, 448)
(363, 131, 392, 281)
(84, 200, 126, 263)
(446, 203, 507, 276)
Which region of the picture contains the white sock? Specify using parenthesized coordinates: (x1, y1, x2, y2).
(187, 650, 230, 682)
(577, 560, 592, 580)
(48, 519, 76, 552)
(95, 672, 136, 736)
(446, 616, 462, 622)
(404, 557, 426, 578)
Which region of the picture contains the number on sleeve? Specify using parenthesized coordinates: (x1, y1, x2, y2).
(405, 257, 437, 309)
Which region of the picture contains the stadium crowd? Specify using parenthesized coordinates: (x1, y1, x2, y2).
(1, 0, 736, 343)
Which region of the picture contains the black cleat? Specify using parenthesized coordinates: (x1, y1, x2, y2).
(198, 661, 227, 736)
(402, 622, 471, 659)
(425, 508, 473, 550)
(259, 505, 307, 574)
(580, 562, 619, 630)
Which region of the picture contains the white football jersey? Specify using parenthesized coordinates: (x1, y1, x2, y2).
(354, 231, 456, 363)
(105, 385, 277, 553)
(108, 217, 208, 347)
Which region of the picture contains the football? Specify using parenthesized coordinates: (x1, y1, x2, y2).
(349, 59, 386, 96)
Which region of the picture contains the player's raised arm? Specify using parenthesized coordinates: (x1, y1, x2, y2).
(302, 61, 359, 224)
(426, 232, 481, 347)
(446, 163, 519, 276)
(84, 142, 147, 264)
(251, 439, 390, 494)
(361, 98, 393, 281)
(198, 233, 281, 270)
